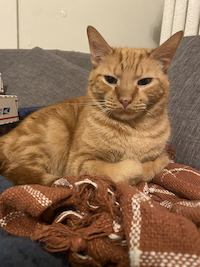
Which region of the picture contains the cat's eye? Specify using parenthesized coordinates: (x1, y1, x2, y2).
(104, 76, 117, 84)
(138, 78, 153, 86)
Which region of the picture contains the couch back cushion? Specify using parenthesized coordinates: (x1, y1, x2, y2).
(1, 47, 90, 108)
(168, 35, 200, 170)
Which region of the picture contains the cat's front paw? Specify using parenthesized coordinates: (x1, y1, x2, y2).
(128, 174, 144, 185)
(142, 154, 170, 182)
(116, 160, 143, 185)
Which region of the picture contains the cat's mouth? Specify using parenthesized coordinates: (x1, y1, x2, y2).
(113, 106, 144, 114)
(101, 99, 148, 120)
(114, 108, 132, 114)
(110, 107, 141, 120)
(108, 102, 150, 120)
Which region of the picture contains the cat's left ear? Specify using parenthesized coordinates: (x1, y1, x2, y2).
(150, 31, 183, 73)
(87, 26, 113, 68)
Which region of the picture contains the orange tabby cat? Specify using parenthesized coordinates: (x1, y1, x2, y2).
(0, 26, 183, 186)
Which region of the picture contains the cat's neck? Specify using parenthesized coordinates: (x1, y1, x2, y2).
(86, 103, 168, 133)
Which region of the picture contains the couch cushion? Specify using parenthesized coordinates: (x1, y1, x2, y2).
(0, 49, 28, 73)
(0, 49, 92, 73)
(168, 35, 200, 170)
(2, 47, 90, 108)
(54, 50, 92, 71)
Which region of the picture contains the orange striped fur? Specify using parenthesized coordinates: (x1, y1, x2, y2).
(0, 27, 183, 186)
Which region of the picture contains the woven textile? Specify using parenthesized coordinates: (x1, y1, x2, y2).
(1, 163, 200, 267)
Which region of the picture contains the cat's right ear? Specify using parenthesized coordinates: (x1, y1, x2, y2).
(87, 26, 113, 68)
(150, 31, 183, 73)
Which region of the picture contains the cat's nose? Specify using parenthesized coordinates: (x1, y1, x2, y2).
(119, 97, 133, 109)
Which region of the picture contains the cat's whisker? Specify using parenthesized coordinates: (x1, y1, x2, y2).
(145, 108, 152, 116)
(92, 107, 111, 119)
(99, 107, 110, 116)
(65, 101, 106, 107)
(103, 108, 112, 118)
(104, 104, 116, 111)
(92, 108, 105, 119)
(75, 101, 107, 117)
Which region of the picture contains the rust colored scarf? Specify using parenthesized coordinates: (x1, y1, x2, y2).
(1, 163, 200, 267)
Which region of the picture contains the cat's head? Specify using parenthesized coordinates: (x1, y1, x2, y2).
(87, 26, 183, 121)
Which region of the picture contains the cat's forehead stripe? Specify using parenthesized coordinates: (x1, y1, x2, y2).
(114, 48, 151, 75)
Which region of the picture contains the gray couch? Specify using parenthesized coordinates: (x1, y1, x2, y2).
(0, 35, 199, 266)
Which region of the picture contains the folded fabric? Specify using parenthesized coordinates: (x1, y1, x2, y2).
(1, 163, 200, 267)
(0, 180, 71, 267)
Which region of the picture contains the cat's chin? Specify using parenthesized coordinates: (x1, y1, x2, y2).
(111, 109, 140, 121)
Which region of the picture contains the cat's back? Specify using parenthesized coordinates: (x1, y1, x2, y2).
(0, 96, 87, 175)
(1, 95, 86, 141)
